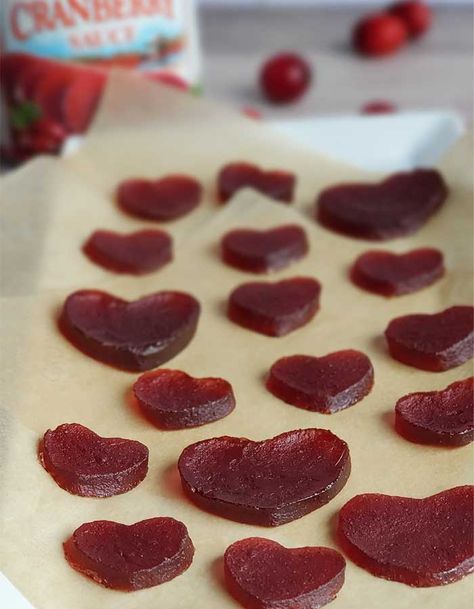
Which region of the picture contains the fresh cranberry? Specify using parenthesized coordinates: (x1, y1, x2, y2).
(260, 52, 311, 104)
(389, 1, 432, 38)
(353, 13, 408, 57)
(362, 100, 397, 114)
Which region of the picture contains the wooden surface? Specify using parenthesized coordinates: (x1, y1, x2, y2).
(199, 5, 474, 121)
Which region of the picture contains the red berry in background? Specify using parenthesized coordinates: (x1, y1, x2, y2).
(362, 100, 397, 114)
(260, 52, 311, 104)
(353, 13, 408, 57)
(389, 1, 433, 38)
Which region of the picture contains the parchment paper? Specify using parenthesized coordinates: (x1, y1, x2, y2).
(0, 73, 473, 609)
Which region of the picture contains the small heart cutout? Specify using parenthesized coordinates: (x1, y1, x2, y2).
(59, 289, 200, 372)
(64, 517, 194, 591)
(39, 423, 148, 497)
(267, 350, 374, 413)
(351, 248, 444, 296)
(178, 428, 350, 526)
(385, 305, 474, 371)
(224, 538, 345, 609)
(83, 229, 172, 275)
(228, 277, 321, 336)
(221, 225, 309, 273)
(218, 162, 295, 203)
(338, 486, 474, 586)
(395, 377, 474, 446)
(117, 175, 202, 221)
(133, 369, 235, 429)
(316, 169, 448, 240)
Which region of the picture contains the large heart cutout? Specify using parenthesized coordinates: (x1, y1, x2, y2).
(351, 248, 444, 296)
(59, 289, 200, 372)
(133, 369, 235, 429)
(218, 162, 295, 203)
(228, 277, 321, 336)
(338, 486, 474, 586)
(83, 229, 172, 275)
(316, 169, 448, 240)
(395, 377, 473, 446)
(267, 350, 374, 414)
(64, 517, 194, 591)
(224, 538, 345, 609)
(178, 428, 350, 526)
(117, 175, 202, 221)
(221, 225, 309, 273)
(39, 423, 148, 497)
(385, 305, 474, 371)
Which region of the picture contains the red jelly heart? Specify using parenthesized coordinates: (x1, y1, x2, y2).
(316, 169, 448, 240)
(218, 162, 295, 204)
(133, 369, 236, 429)
(385, 306, 474, 371)
(117, 175, 202, 221)
(224, 538, 345, 609)
(395, 378, 474, 447)
(83, 229, 172, 275)
(228, 277, 321, 337)
(221, 225, 309, 274)
(64, 517, 194, 591)
(59, 290, 200, 372)
(266, 350, 374, 414)
(351, 248, 444, 296)
(178, 428, 350, 526)
(38, 423, 148, 497)
(338, 486, 474, 587)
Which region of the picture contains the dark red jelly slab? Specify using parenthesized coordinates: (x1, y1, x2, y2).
(351, 248, 444, 296)
(228, 277, 321, 337)
(38, 423, 148, 497)
(178, 428, 350, 526)
(59, 290, 200, 372)
(133, 369, 235, 429)
(385, 306, 474, 371)
(117, 175, 202, 221)
(316, 169, 448, 240)
(224, 538, 345, 609)
(395, 377, 474, 446)
(83, 229, 172, 275)
(218, 162, 295, 204)
(221, 225, 309, 274)
(64, 517, 194, 591)
(267, 350, 374, 414)
(337, 486, 474, 587)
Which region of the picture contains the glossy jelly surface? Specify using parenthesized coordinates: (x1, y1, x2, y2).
(267, 350, 374, 414)
(178, 428, 350, 526)
(338, 486, 474, 587)
(228, 277, 321, 337)
(59, 290, 200, 372)
(316, 169, 448, 240)
(133, 369, 235, 429)
(218, 162, 295, 203)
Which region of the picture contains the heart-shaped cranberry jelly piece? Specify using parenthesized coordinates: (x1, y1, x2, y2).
(228, 277, 321, 337)
(178, 428, 350, 526)
(59, 289, 200, 372)
(351, 248, 444, 296)
(385, 306, 474, 371)
(117, 175, 202, 221)
(221, 225, 309, 273)
(133, 369, 235, 429)
(267, 350, 374, 414)
(83, 229, 172, 275)
(224, 538, 345, 609)
(338, 486, 474, 586)
(64, 517, 194, 591)
(218, 162, 295, 203)
(395, 377, 474, 446)
(316, 169, 448, 240)
(38, 423, 148, 497)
